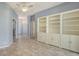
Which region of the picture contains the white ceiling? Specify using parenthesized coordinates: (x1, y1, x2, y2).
(7, 2, 63, 16)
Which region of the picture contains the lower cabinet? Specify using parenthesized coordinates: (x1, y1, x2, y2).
(37, 33, 46, 42)
(46, 34, 54, 45)
(61, 35, 79, 53)
(51, 34, 60, 47)
(37, 32, 48, 43)
(61, 35, 71, 49)
(37, 33, 61, 47)
(37, 33, 79, 53)
(70, 36, 79, 52)
(46, 34, 61, 47)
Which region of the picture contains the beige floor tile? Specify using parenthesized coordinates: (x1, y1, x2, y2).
(0, 37, 79, 56)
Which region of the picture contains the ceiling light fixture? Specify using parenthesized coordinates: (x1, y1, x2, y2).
(22, 8, 28, 12)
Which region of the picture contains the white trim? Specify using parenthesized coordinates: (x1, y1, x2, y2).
(60, 13, 63, 48)
(39, 16, 47, 18)
(37, 18, 39, 33)
(60, 13, 63, 35)
(61, 9, 79, 14)
(48, 13, 61, 17)
(47, 16, 49, 33)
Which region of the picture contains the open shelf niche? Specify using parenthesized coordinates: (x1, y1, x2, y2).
(48, 15, 60, 34)
(62, 11, 79, 35)
(39, 17, 47, 33)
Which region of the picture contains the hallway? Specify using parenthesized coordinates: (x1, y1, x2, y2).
(0, 37, 79, 56)
(1, 2, 79, 56)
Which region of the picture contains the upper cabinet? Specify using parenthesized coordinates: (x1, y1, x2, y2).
(48, 15, 60, 34)
(62, 11, 79, 35)
(39, 17, 47, 33)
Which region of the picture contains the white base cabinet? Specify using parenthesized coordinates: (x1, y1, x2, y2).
(37, 33, 61, 47)
(70, 36, 79, 52)
(38, 34, 79, 53)
(61, 35, 79, 52)
(61, 35, 71, 49)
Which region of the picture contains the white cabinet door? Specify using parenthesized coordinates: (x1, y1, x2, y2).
(61, 35, 71, 49)
(57, 34, 61, 47)
(37, 32, 44, 42)
(42, 33, 48, 43)
(37, 32, 48, 43)
(48, 34, 60, 47)
(48, 34, 56, 45)
(44, 33, 51, 44)
(47, 34, 55, 45)
(52, 34, 60, 47)
(37, 33, 42, 41)
(70, 36, 79, 52)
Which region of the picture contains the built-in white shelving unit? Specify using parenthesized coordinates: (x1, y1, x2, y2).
(37, 9, 79, 53)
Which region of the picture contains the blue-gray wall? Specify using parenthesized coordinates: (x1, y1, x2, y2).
(35, 2, 79, 17)
(29, 2, 79, 38)
(0, 3, 18, 47)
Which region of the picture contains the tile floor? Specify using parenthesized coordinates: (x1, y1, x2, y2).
(0, 37, 79, 56)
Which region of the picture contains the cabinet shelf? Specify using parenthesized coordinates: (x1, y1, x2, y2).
(63, 30, 79, 31)
(64, 20, 79, 22)
(50, 21, 60, 23)
(64, 17, 79, 20)
(63, 31, 79, 35)
(49, 19, 60, 21)
(50, 26, 60, 27)
(63, 21, 79, 24)
(63, 25, 79, 26)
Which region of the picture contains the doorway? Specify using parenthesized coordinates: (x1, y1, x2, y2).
(13, 19, 16, 42)
(30, 15, 36, 39)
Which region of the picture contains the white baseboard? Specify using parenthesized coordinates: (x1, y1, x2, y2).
(0, 39, 13, 49)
